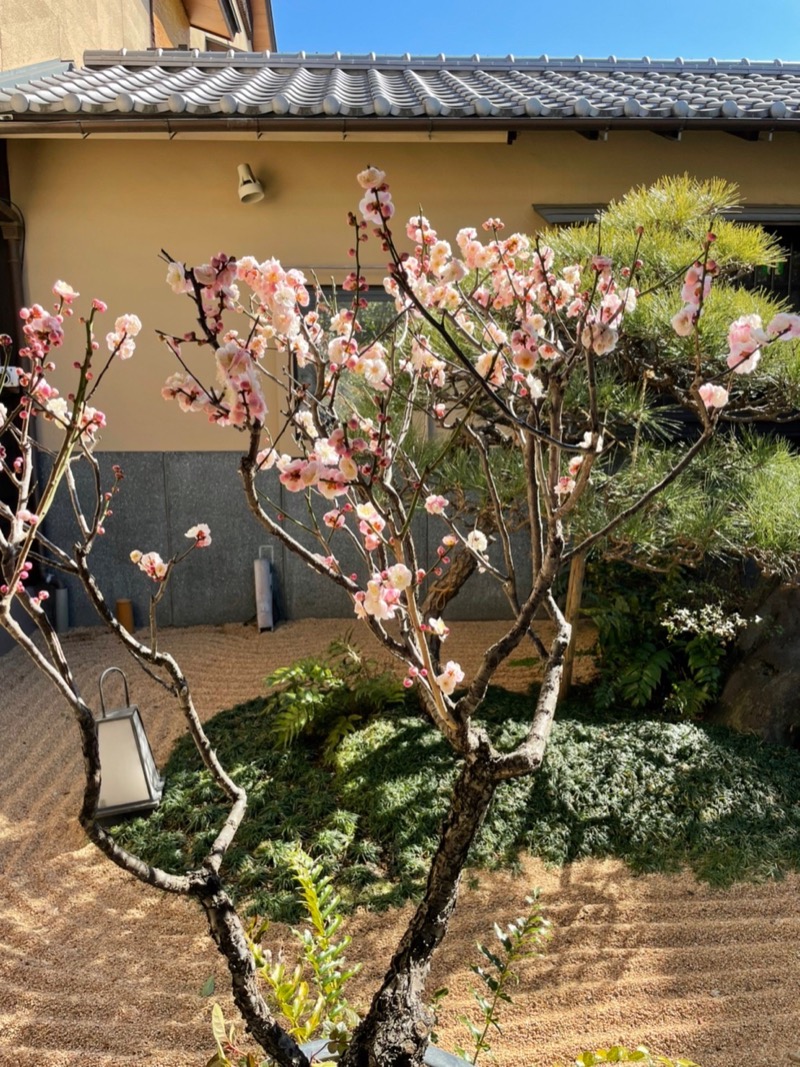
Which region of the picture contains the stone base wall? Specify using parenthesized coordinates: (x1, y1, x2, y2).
(36, 451, 533, 635)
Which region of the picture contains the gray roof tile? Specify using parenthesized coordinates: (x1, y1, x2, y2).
(1, 50, 800, 125)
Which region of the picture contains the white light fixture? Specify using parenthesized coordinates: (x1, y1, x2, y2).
(254, 545, 274, 632)
(237, 162, 265, 204)
(95, 668, 164, 819)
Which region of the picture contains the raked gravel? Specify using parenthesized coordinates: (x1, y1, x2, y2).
(0, 620, 798, 1067)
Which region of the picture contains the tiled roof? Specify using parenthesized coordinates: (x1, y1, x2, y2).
(2, 50, 800, 125)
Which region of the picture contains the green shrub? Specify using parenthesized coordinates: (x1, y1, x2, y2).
(585, 565, 751, 718)
(110, 685, 800, 914)
(264, 634, 407, 762)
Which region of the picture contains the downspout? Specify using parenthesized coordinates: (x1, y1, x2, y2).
(0, 138, 36, 653)
(0, 140, 24, 352)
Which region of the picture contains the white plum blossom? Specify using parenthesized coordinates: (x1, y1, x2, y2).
(385, 563, 413, 590)
(671, 305, 696, 337)
(356, 166, 386, 189)
(466, 530, 488, 553)
(132, 550, 168, 581)
(435, 661, 464, 696)
(166, 262, 192, 294)
(185, 523, 212, 547)
(618, 287, 638, 314)
(107, 313, 142, 359)
(526, 375, 545, 399)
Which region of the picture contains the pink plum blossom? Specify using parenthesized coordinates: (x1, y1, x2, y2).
(698, 383, 729, 409)
(766, 312, 800, 339)
(568, 455, 584, 477)
(726, 314, 768, 374)
(581, 321, 618, 356)
(356, 502, 386, 533)
(316, 468, 349, 499)
(323, 509, 346, 529)
(359, 188, 394, 226)
(362, 578, 398, 620)
(279, 459, 313, 492)
(424, 495, 449, 516)
(591, 254, 613, 274)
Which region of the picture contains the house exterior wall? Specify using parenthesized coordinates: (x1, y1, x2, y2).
(0, 0, 153, 69)
(154, 0, 192, 48)
(0, 1, 260, 69)
(5, 129, 800, 629)
(8, 130, 800, 452)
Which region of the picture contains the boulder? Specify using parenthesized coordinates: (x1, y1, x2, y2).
(712, 585, 800, 748)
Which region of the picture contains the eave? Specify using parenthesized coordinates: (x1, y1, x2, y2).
(1, 115, 799, 138)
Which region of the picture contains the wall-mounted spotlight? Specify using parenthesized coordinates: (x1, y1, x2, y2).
(237, 163, 264, 204)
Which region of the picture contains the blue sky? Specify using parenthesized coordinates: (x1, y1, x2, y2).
(272, 1, 800, 61)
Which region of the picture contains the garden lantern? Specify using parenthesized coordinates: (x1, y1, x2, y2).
(95, 667, 163, 818)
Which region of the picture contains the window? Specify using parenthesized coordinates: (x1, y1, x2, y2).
(742, 224, 800, 309)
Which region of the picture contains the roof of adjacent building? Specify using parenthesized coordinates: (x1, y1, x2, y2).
(1, 51, 800, 128)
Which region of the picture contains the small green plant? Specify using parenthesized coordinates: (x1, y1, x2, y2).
(207, 849, 361, 1064)
(207, 1002, 263, 1067)
(265, 633, 406, 761)
(455, 891, 551, 1064)
(563, 1046, 699, 1067)
(284, 849, 361, 1037)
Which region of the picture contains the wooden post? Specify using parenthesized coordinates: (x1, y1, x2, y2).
(560, 550, 587, 699)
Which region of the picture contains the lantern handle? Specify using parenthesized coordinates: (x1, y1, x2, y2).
(98, 666, 130, 718)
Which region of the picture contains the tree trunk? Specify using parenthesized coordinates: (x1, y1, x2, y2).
(559, 550, 587, 699)
(192, 875, 310, 1067)
(340, 759, 496, 1067)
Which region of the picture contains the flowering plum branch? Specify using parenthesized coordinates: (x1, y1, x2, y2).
(2, 165, 799, 1067)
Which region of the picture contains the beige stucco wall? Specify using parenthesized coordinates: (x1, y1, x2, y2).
(0, 0, 151, 68)
(7, 130, 800, 451)
(154, 0, 191, 48)
(0, 0, 253, 67)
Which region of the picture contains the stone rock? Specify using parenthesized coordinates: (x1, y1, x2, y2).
(712, 585, 800, 748)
